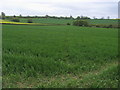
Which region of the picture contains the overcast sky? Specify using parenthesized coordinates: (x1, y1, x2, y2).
(0, 0, 119, 19)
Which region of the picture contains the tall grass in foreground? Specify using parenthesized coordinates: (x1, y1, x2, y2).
(2, 25, 118, 88)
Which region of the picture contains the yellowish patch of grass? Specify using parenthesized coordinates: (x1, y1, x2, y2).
(0, 19, 49, 25)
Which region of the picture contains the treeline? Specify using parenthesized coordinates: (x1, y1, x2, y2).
(0, 12, 91, 20)
(2, 15, 91, 20)
(1, 12, 112, 20)
(0, 12, 33, 23)
(19, 15, 91, 20)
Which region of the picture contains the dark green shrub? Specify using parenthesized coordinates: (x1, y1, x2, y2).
(27, 19, 33, 23)
(91, 24, 114, 28)
(103, 25, 108, 28)
(11, 18, 20, 22)
(107, 25, 113, 28)
(67, 23, 71, 25)
(73, 20, 89, 26)
(95, 24, 101, 27)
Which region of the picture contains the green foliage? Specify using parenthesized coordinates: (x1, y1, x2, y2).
(13, 15, 16, 18)
(76, 16, 90, 20)
(73, 20, 89, 26)
(19, 14, 22, 18)
(1, 12, 6, 19)
(27, 19, 33, 23)
(90, 24, 115, 28)
(107, 24, 113, 28)
(67, 23, 71, 25)
(76, 16, 80, 20)
(70, 15, 73, 19)
(80, 16, 91, 19)
(11, 18, 20, 22)
(45, 15, 49, 18)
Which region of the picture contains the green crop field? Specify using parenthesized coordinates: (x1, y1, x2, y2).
(19, 18, 73, 25)
(87, 19, 118, 25)
(16, 18, 118, 25)
(2, 24, 118, 88)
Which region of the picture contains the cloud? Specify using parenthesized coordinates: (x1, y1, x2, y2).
(0, 0, 119, 18)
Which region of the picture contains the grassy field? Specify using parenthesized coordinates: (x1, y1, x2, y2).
(2, 24, 118, 88)
(0, 19, 62, 26)
(18, 18, 118, 25)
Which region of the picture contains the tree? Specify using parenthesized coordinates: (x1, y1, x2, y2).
(101, 17, 104, 19)
(81, 16, 90, 19)
(13, 15, 16, 18)
(80, 15, 84, 19)
(19, 14, 22, 17)
(35, 16, 38, 18)
(65, 16, 69, 19)
(27, 15, 30, 18)
(70, 15, 73, 19)
(93, 16, 96, 19)
(76, 16, 80, 20)
(45, 15, 49, 18)
(1, 12, 5, 19)
(73, 20, 89, 26)
(107, 16, 110, 19)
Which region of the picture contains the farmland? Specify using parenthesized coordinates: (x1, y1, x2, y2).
(6, 18, 118, 25)
(2, 24, 118, 88)
(19, 18, 118, 25)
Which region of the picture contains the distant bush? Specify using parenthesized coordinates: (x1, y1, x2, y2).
(100, 24, 114, 28)
(27, 19, 33, 23)
(11, 18, 20, 22)
(93, 24, 100, 28)
(67, 23, 71, 25)
(107, 25, 113, 28)
(91, 24, 115, 28)
(73, 20, 89, 26)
